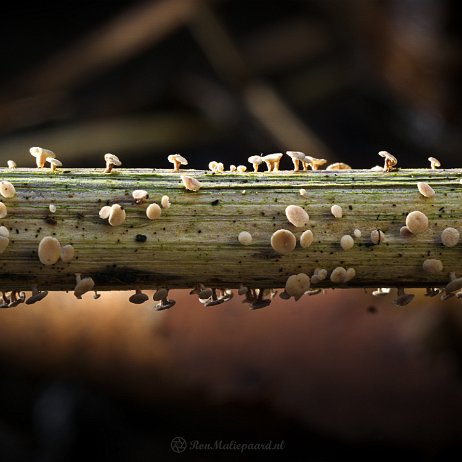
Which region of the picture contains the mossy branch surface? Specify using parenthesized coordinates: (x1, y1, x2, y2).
(1, 168, 461, 291)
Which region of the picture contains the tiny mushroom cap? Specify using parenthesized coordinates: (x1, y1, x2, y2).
(104, 153, 122, 173)
(74, 277, 95, 299)
(285, 205, 309, 227)
(286, 151, 305, 171)
(370, 229, 385, 245)
(238, 231, 252, 246)
(108, 204, 126, 226)
(0, 226, 9, 238)
(326, 162, 352, 170)
(181, 175, 201, 191)
(132, 189, 149, 203)
(405, 211, 428, 234)
(146, 203, 162, 219)
(372, 287, 391, 296)
(345, 267, 356, 282)
(330, 267, 347, 283)
(370, 165, 384, 172)
(340, 234, 354, 250)
(262, 153, 283, 171)
(153, 288, 169, 301)
(236, 165, 247, 172)
(417, 182, 435, 198)
(229, 164, 237, 172)
(428, 156, 441, 169)
(0, 181, 16, 198)
(248, 155, 263, 172)
(0, 235, 9, 253)
(331, 204, 343, 218)
(216, 162, 224, 173)
(441, 227, 460, 247)
(129, 290, 149, 304)
(300, 229, 314, 248)
(353, 228, 362, 238)
(30, 147, 55, 168)
(60, 244, 75, 263)
(156, 298, 176, 310)
(299, 188, 307, 197)
(99, 205, 111, 219)
(161, 195, 170, 208)
(394, 288, 415, 306)
(379, 150, 397, 171)
(25, 290, 48, 305)
(49, 204, 57, 213)
(285, 273, 311, 300)
(445, 274, 462, 293)
(271, 229, 296, 255)
(7, 160, 16, 168)
(168, 153, 188, 172)
(208, 161, 218, 172)
(400, 226, 414, 237)
(38, 236, 61, 265)
(0, 202, 7, 219)
(47, 157, 62, 171)
(305, 156, 327, 170)
(423, 258, 443, 274)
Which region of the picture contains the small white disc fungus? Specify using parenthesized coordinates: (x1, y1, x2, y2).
(370, 229, 385, 245)
(161, 195, 170, 208)
(238, 231, 252, 246)
(99, 206, 111, 219)
(108, 204, 126, 226)
(331, 204, 342, 218)
(0, 181, 16, 198)
(422, 258, 443, 274)
(49, 204, 57, 213)
(146, 203, 162, 220)
(340, 235, 354, 250)
(38, 236, 61, 265)
(271, 229, 296, 255)
(417, 182, 435, 198)
(441, 227, 459, 247)
(345, 267, 356, 282)
(330, 267, 347, 283)
(353, 228, 361, 238)
(285, 273, 310, 300)
(60, 244, 75, 263)
(300, 230, 314, 248)
(132, 190, 148, 203)
(400, 226, 413, 237)
(299, 188, 307, 197)
(181, 175, 201, 191)
(0, 226, 9, 238)
(405, 211, 428, 234)
(0, 202, 7, 218)
(285, 205, 309, 227)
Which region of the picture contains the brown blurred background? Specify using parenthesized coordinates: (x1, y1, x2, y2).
(1, 0, 462, 460)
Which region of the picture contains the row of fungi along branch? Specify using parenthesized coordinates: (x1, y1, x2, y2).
(0, 146, 460, 311)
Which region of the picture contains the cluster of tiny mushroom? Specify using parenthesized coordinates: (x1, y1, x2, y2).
(0, 145, 457, 310)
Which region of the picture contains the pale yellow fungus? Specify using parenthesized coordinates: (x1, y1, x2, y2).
(299, 188, 307, 197)
(208, 161, 218, 172)
(330, 267, 347, 283)
(98, 206, 111, 219)
(0, 203, 7, 219)
(132, 190, 149, 203)
(74, 274, 95, 299)
(0, 226, 9, 238)
(326, 162, 351, 170)
(270, 229, 296, 255)
(370, 229, 385, 245)
(405, 211, 428, 234)
(168, 153, 187, 172)
(248, 155, 263, 172)
(38, 236, 61, 265)
(262, 153, 283, 172)
(285, 205, 309, 227)
(47, 157, 62, 172)
(216, 162, 224, 173)
(441, 227, 459, 247)
(0, 181, 16, 198)
(331, 204, 343, 218)
(422, 258, 443, 274)
(428, 156, 441, 169)
(345, 267, 356, 282)
(237, 165, 247, 172)
(286, 151, 305, 172)
(238, 231, 252, 246)
(340, 235, 354, 250)
(146, 203, 162, 220)
(181, 175, 201, 191)
(304, 156, 327, 170)
(49, 204, 57, 213)
(378, 151, 397, 172)
(300, 230, 314, 248)
(108, 204, 126, 226)
(285, 273, 310, 300)
(353, 228, 361, 239)
(417, 182, 435, 198)
(229, 165, 237, 172)
(7, 160, 16, 169)
(400, 226, 413, 237)
(30, 147, 55, 168)
(60, 244, 75, 263)
(161, 195, 170, 209)
(104, 153, 122, 173)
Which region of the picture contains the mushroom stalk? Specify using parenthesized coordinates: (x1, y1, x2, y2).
(1, 168, 462, 292)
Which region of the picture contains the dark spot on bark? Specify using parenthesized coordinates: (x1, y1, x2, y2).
(135, 234, 147, 243)
(44, 215, 57, 225)
(349, 205, 353, 210)
(211, 199, 219, 206)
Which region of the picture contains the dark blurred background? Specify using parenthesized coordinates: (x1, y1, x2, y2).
(1, 1, 462, 460)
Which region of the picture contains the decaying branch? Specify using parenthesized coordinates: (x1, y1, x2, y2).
(0, 168, 461, 295)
